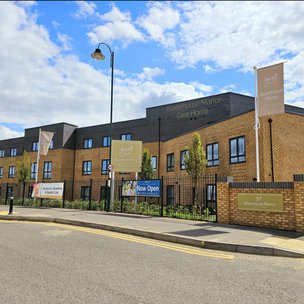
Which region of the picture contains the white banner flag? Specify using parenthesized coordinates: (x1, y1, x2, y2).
(40, 131, 54, 155)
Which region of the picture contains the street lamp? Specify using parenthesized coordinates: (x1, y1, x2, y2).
(91, 42, 114, 212)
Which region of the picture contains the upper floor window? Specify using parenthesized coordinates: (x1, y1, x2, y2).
(0, 167, 3, 178)
(49, 139, 54, 150)
(8, 166, 15, 178)
(206, 143, 219, 167)
(180, 150, 189, 170)
(102, 136, 111, 147)
(230, 136, 246, 164)
(31, 162, 37, 180)
(151, 156, 157, 172)
(101, 159, 109, 175)
(0, 150, 4, 157)
(120, 133, 132, 141)
(83, 138, 93, 149)
(43, 161, 52, 179)
(32, 141, 38, 152)
(10, 148, 17, 157)
(167, 153, 174, 172)
(82, 161, 92, 175)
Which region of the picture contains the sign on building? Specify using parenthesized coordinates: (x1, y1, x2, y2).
(237, 193, 283, 212)
(111, 140, 142, 172)
(32, 182, 64, 199)
(122, 180, 161, 197)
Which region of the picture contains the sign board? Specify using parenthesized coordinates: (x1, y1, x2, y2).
(111, 140, 142, 172)
(122, 180, 161, 197)
(32, 182, 64, 199)
(237, 193, 283, 212)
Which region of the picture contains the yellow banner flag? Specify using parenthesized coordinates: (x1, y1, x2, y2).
(257, 62, 285, 117)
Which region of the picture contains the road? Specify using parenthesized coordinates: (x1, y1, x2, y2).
(0, 221, 303, 304)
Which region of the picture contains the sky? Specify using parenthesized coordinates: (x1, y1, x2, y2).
(0, 1, 304, 140)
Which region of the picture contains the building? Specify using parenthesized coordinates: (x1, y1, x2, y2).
(0, 92, 303, 202)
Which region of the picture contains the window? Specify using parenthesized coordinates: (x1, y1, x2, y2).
(206, 184, 216, 202)
(7, 187, 13, 197)
(101, 159, 109, 175)
(100, 186, 109, 201)
(166, 185, 174, 205)
(230, 136, 245, 164)
(206, 143, 219, 167)
(151, 156, 157, 171)
(0, 150, 4, 157)
(28, 186, 33, 198)
(81, 186, 91, 201)
(82, 161, 92, 175)
(167, 153, 174, 172)
(31, 162, 37, 180)
(180, 150, 188, 170)
(32, 141, 38, 151)
(10, 148, 17, 157)
(120, 133, 132, 141)
(102, 136, 111, 147)
(8, 166, 15, 178)
(0, 167, 3, 178)
(43, 161, 52, 179)
(83, 138, 93, 149)
(49, 139, 54, 150)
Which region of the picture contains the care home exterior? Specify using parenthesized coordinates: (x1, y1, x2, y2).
(0, 92, 304, 207)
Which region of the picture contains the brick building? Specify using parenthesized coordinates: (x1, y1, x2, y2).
(0, 92, 303, 201)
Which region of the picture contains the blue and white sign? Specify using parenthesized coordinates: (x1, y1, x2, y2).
(122, 180, 161, 197)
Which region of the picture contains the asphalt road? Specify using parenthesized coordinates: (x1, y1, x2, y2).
(0, 221, 303, 304)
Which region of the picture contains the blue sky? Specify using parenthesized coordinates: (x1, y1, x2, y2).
(0, 1, 304, 139)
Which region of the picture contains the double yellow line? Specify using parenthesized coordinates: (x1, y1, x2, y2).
(1, 220, 235, 260)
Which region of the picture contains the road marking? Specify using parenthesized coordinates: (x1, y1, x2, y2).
(0, 211, 19, 215)
(0, 220, 234, 260)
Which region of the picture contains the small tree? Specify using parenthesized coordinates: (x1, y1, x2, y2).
(184, 132, 207, 214)
(16, 150, 31, 204)
(140, 148, 155, 180)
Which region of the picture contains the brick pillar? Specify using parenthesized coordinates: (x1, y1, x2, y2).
(294, 174, 304, 232)
(217, 176, 233, 224)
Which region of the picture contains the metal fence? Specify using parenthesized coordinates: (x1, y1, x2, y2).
(0, 174, 217, 222)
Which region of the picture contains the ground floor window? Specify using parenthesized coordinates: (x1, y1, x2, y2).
(81, 186, 91, 201)
(100, 186, 108, 201)
(166, 185, 174, 205)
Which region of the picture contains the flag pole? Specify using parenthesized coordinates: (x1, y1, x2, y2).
(253, 66, 260, 182)
(35, 128, 41, 183)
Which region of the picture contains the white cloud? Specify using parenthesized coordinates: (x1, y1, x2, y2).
(87, 5, 144, 47)
(0, 126, 23, 140)
(137, 2, 180, 47)
(138, 67, 165, 80)
(74, 1, 96, 19)
(0, 2, 213, 133)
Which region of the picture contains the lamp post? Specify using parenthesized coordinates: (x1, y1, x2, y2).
(91, 42, 114, 212)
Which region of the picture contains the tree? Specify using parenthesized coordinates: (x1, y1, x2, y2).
(184, 132, 207, 214)
(140, 148, 155, 180)
(16, 150, 31, 204)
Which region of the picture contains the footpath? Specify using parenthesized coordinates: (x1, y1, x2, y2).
(1, 205, 304, 258)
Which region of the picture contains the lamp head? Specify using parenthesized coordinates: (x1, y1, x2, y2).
(91, 48, 105, 61)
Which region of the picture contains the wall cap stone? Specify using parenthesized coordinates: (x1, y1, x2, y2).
(229, 182, 294, 189)
(294, 174, 304, 182)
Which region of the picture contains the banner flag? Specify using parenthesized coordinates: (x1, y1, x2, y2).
(40, 131, 54, 155)
(257, 62, 285, 117)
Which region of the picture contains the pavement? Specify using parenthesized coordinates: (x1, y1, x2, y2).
(1, 205, 304, 258)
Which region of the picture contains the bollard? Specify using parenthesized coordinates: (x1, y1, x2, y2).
(8, 196, 14, 215)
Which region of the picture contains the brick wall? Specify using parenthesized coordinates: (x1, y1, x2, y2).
(217, 174, 304, 232)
